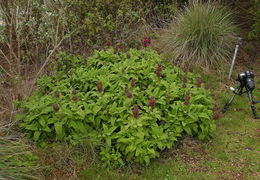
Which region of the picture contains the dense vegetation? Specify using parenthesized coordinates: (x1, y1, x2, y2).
(16, 48, 215, 166)
(0, 0, 259, 179)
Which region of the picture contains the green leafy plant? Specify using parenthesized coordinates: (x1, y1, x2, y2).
(158, 0, 238, 67)
(16, 48, 216, 166)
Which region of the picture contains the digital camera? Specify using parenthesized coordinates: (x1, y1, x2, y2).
(237, 71, 255, 91)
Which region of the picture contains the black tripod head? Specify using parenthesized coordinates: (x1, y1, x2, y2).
(237, 71, 255, 91)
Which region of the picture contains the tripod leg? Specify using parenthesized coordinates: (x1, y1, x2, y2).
(222, 85, 242, 113)
(238, 86, 244, 95)
(246, 88, 259, 119)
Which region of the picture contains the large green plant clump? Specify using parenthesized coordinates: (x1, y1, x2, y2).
(159, 1, 238, 67)
(16, 48, 216, 166)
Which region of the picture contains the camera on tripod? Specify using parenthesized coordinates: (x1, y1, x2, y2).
(222, 71, 259, 119)
(237, 71, 255, 91)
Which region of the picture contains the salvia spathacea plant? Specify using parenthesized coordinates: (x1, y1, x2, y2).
(15, 48, 216, 167)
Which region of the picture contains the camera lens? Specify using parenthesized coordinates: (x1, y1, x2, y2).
(246, 78, 255, 91)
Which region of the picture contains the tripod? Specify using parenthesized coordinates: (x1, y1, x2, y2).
(222, 82, 260, 119)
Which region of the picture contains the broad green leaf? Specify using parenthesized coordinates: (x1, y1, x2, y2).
(39, 118, 46, 127)
(184, 126, 192, 135)
(42, 126, 51, 132)
(144, 156, 150, 166)
(198, 113, 209, 120)
(54, 122, 63, 139)
(125, 145, 136, 154)
(106, 137, 111, 147)
(25, 124, 38, 131)
(33, 131, 41, 141)
(93, 106, 102, 116)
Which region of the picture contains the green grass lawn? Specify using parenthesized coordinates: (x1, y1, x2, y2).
(80, 69, 260, 180)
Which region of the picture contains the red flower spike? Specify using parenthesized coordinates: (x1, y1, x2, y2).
(127, 53, 131, 59)
(184, 101, 189, 106)
(126, 91, 133, 98)
(213, 111, 221, 120)
(183, 68, 188, 73)
(156, 71, 161, 77)
(107, 109, 111, 117)
(54, 92, 60, 98)
(156, 63, 162, 77)
(182, 84, 187, 88)
(196, 78, 203, 84)
(124, 86, 129, 93)
(143, 36, 152, 47)
(45, 90, 50, 95)
(132, 104, 139, 118)
(204, 83, 210, 90)
(72, 89, 77, 95)
(105, 37, 112, 46)
(72, 96, 78, 101)
(53, 104, 60, 112)
(182, 75, 187, 83)
(186, 90, 190, 96)
(131, 78, 136, 87)
(166, 94, 171, 100)
(185, 95, 190, 101)
(196, 83, 201, 88)
(149, 96, 156, 107)
(97, 80, 103, 93)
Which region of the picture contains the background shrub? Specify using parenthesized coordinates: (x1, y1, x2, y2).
(16, 48, 216, 166)
(158, 0, 238, 67)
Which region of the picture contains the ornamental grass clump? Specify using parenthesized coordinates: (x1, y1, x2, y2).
(16, 48, 216, 167)
(160, 0, 238, 67)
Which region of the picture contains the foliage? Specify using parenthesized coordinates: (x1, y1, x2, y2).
(159, 0, 238, 67)
(0, 0, 178, 67)
(16, 48, 215, 166)
(248, 0, 260, 39)
(0, 137, 42, 180)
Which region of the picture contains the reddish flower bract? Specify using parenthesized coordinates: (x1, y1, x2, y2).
(185, 95, 190, 101)
(142, 36, 152, 47)
(126, 91, 133, 98)
(53, 104, 60, 112)
(97, 80, 103, 93)
(132, 104, 139, 118)
(156, 63, 162, 77)
(54, 92, 60, 98)
(131, 78, 136, 87)
(72, 96, 78, 101)
(72, 89, 77, 95)
(149, 96, 156, 107)
(45, 90, 50, 95)
(182, 75, 187, 83)
(213, 111, 221, 120)
(124, 86, 128, 93)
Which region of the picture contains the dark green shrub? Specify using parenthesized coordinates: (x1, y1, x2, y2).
(16, 48, 216, 166)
